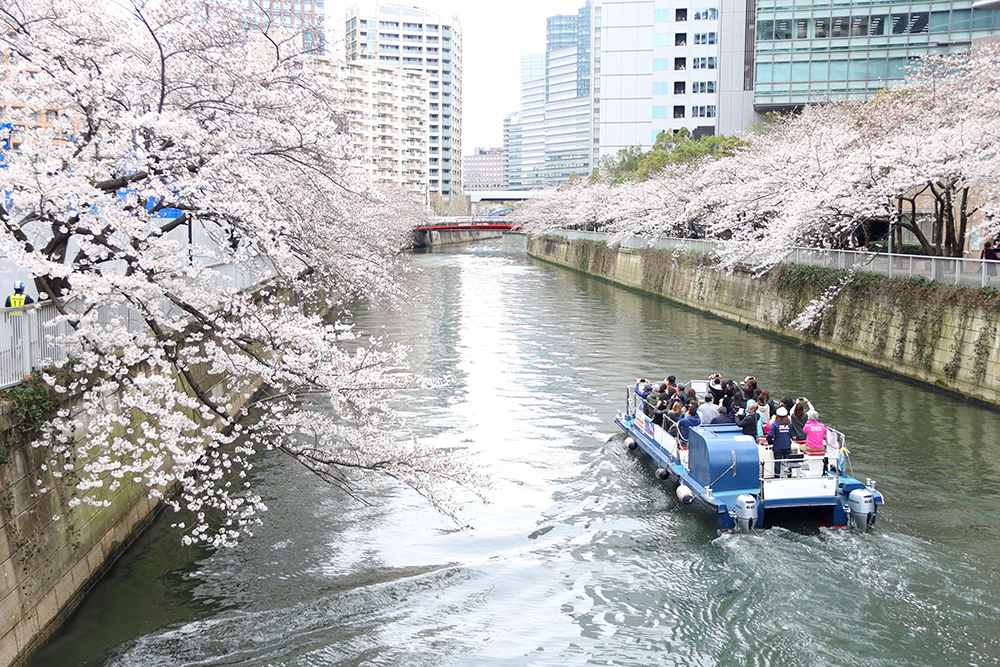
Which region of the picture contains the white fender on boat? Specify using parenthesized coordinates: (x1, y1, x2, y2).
(625, 437, 637, 450)
(677, 485, 695, 504)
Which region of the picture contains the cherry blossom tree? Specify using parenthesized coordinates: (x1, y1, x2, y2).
(516, 42, 1000, 271)
(0, 0, 480, 547)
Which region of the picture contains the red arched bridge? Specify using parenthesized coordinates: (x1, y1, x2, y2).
(411, 216, 521, 248)
(412, 216, 519, 232)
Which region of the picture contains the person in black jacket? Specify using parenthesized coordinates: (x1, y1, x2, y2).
(768, 407, 794, 477)
(737, 402, 760, 438)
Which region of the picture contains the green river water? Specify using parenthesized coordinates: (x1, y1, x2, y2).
(29, 235, 1000, 666)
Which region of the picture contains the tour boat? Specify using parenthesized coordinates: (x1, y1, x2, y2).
(615, 380, 884, 532)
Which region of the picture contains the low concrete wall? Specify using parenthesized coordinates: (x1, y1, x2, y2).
(412, 229, 503, 248)
(528, 235, 1000, 406)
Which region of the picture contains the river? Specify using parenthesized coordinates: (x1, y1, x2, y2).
(29, 235, 1000, 666)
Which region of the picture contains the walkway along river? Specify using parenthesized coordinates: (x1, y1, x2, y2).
(29, 235, 1000, 666)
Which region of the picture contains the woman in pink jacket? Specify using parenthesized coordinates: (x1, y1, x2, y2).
(801, 410, 827, 453)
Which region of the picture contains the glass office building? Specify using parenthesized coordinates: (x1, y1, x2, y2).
(754, 0, 1000, 109)
(504, 3, 599, 189)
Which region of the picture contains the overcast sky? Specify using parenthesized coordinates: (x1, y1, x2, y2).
(330, 1, 590, 152)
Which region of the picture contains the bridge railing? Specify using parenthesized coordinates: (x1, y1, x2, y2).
(548, 230, 1000, 289)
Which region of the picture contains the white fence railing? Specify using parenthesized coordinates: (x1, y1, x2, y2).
(549, 231, 1000, 288)
(0, 260, 272, 390)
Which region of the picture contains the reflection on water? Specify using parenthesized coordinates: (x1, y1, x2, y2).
(31, 236, 1000, 667)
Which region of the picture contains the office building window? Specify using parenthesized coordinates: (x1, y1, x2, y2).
(675, 81, 686, 94)
(676, 33, 687, 46)
(655, 9, 671, 21)
(675, 57, 686, 70)
(653, 106, 669, 119)
(676, 8, 687, 22)
(673, 105, 685, 118)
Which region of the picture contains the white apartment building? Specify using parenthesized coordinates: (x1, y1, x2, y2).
(312, 57, 430, 194)
(345, 4, 463, 197)
(599, 0, 755, 153)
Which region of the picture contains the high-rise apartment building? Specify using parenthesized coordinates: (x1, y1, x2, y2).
(461, 147, 504, 191)
(503, 2, 600, 190)
(310, 57, 431, 194)
(345, 4, 462, 197)
(242, 0, 326, 52)
(599, 0, 754, 154)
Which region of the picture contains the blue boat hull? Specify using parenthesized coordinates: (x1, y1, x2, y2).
(615, 411, 881, 532)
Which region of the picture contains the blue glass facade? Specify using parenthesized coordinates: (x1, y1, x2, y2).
(754, 0, 1000, 109)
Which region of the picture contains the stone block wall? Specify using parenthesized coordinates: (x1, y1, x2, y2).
(0, 363, 262, 666)
(528, 235, 1000, 407)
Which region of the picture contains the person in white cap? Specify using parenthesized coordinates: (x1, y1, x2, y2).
(767, 406, 794, 477)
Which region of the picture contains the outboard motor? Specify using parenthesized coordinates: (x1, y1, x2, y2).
(734, 494, 758, 534)
(848, 488, 875, 531)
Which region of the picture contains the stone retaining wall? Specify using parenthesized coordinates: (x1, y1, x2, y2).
(528, 235, 1000, 406)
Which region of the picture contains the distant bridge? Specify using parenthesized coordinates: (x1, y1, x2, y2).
(413, 216, 519, 232)
(465, 190, 545, 216)
(411, 216, 520, 248)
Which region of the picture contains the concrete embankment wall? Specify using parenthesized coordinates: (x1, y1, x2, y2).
(412, 229, 503, 248)
(0, 354, 262, 666)
(528, 235, 1000, 406)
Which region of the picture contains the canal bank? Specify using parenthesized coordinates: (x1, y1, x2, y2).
(528, 234, 1000, 407)
(0, 363, 263, 667)
(0, 282, 330, 666)
(25, 235, 1000, 667)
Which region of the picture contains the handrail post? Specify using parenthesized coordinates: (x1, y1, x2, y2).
(23, 307, 35, 378)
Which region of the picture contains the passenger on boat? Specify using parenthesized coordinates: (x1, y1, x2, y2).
(749, 389, 769, 425)
(652, 398, 671, 427)
(709, 375, 726, 404)
(759, 389, 777, 418)
(635, 380, 652, 415)
(801, 410, 827, 454)
(664, 375, 677, 390)
(790, 398, 815, 441)
(736, 402, 761, 438)
(646, 383, 667, 413)
(710, 405, 733, 424)
(664, 401, 684, 436)
(768, 407, 794, 477)
(678, 405, 702, 445)
(697, 394, 720, 424)
(721, 379, 737, 413)
(728, 380, 747, 414)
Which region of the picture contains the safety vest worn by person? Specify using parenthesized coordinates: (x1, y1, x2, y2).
(6, 293, 28, 316)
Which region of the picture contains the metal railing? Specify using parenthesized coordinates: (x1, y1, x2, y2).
(0, 260, 272, 390)
(549, 230, 1000, 288)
